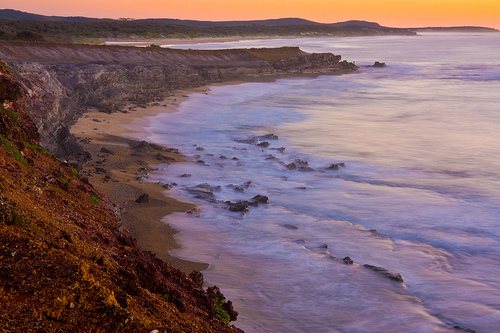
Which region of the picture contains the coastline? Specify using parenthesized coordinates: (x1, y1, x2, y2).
(71, 86, 212, 273)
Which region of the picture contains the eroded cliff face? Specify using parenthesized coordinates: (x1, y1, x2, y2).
(0, 42, 357, 163)
(0, 59, 243, 332)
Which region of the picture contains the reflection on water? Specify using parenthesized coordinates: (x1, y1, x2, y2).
(143, 33, 500, 332)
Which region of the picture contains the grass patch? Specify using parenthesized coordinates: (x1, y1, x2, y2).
(1, 103, 21, 124)
(68, 166, 79, 179)
(213, 297, 231, 326)
(0, 134, 30, 170)
(22, 141, 53, 156)
(6, 208, 38, 233)
(60, 177, 71, 192)
(89, 193, 102, 206)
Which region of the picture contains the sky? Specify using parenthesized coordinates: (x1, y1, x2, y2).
(1, 0, 499, 28)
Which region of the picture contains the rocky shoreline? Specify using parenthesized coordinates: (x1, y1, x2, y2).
(0, 41, 358, 331)
(0, 42, 358, 166)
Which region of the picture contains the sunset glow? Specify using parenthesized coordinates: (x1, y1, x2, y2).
(2, 0, 499, 28)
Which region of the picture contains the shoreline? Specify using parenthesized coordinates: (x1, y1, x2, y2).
(70, 73, 354, 273)
(71, 86, 212, 273)
(103, 35, 322, 47)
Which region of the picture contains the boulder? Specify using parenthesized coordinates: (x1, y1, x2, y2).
(259, 134, 279, 140)
(363, 264, 403, 282)
(326, 162, 346, 170)
(100, 147, 115, 155)
(257, 142, 270, 148)
(135, 193, 150, 203)
(226, 201, 250, 213)
(368, 61, 387, 68)
(252, 195, 269, 204)
(342, 257, 354, 265)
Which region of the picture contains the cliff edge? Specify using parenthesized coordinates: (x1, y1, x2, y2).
(0, 60, 242, 332)
(0, 42, 358, 165)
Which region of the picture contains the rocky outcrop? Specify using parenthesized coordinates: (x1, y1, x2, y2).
(1, 59, 243, 332)
(0, 42, 358, 164)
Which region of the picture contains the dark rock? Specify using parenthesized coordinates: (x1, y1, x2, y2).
(155, 153, 175, 161)
(196, 146, 204, 151)
(283, 224, 298, 230)
(298, 166, 315, 172)
(164, 147, 180, 154)
(259, 134, 279, 140)
(252, 195, 269, 204)
(286, 163, 297, 170)
(226, 202, 250, 213)
(135, 193, 150, 203)
(189, 271, 204, 289)
(236, 136, 259, 144)
(100, 147, 115, 155)
(368, 61, 387, 68)
(257, 142, 270, 148)
(342, 257, 354, 265)
(326, 162, 346, 170)
(271, 147, 286, 153)
(186, 184, 221, 201)
(453, 326, 476, 333)
(180, 174, 192, 178)
(232, 157, 239, 160)
(363, 264, 403, 282)
(94, 167, 107, 174)
(131, 140, 151, 154)
(234, 186, 245, 193)
(219, 155, 227, 159)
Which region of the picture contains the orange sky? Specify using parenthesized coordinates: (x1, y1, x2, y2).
(1, 0, 499, 28)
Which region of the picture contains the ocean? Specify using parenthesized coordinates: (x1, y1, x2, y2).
(141, 33, 500, 332)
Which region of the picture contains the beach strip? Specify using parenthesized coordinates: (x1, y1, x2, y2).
(70, 86, 211, 273)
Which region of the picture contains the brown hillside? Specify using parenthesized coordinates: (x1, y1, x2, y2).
(0, 60, 242, 332)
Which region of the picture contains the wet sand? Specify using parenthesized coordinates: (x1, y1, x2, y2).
(70, 86, 211, 273)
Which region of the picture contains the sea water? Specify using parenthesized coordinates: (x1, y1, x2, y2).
(141, 33, 500, 332)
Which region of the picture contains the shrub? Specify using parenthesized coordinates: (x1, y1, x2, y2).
(213, 297, 231, 326)
(0, 134, 29, 169)
(1, 103, 21, 124)
(89, 193, 102, 205)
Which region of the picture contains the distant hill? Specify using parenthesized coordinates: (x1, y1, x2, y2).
(0, 8, 108, 22)
(0, 9, 389, 29)
(136, 17, 323, 27)
(0, 9, 498, 33)
(0, 9, 420, 43)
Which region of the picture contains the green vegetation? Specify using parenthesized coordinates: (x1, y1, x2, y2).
(0, 134, 29, 169)
(68, 165, 79, 179)
(213, 297, 231, 326)
(0, 18, 414, 43)
(1, 103, 21, 124)
(22, 141, 53, 156)
(89, 193, 102, 206)
(3, 208, 38, 233)
(60, 177, 71, 192)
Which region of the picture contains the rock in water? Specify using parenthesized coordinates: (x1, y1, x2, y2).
(363, 264, 403, 282)
(252, 195, 269, 204)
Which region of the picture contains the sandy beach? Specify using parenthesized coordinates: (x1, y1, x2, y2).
(70, 86, 212, 273)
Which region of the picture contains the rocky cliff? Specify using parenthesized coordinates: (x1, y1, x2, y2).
(0, 42, 357, 164)
(1, 58, 244, 332)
